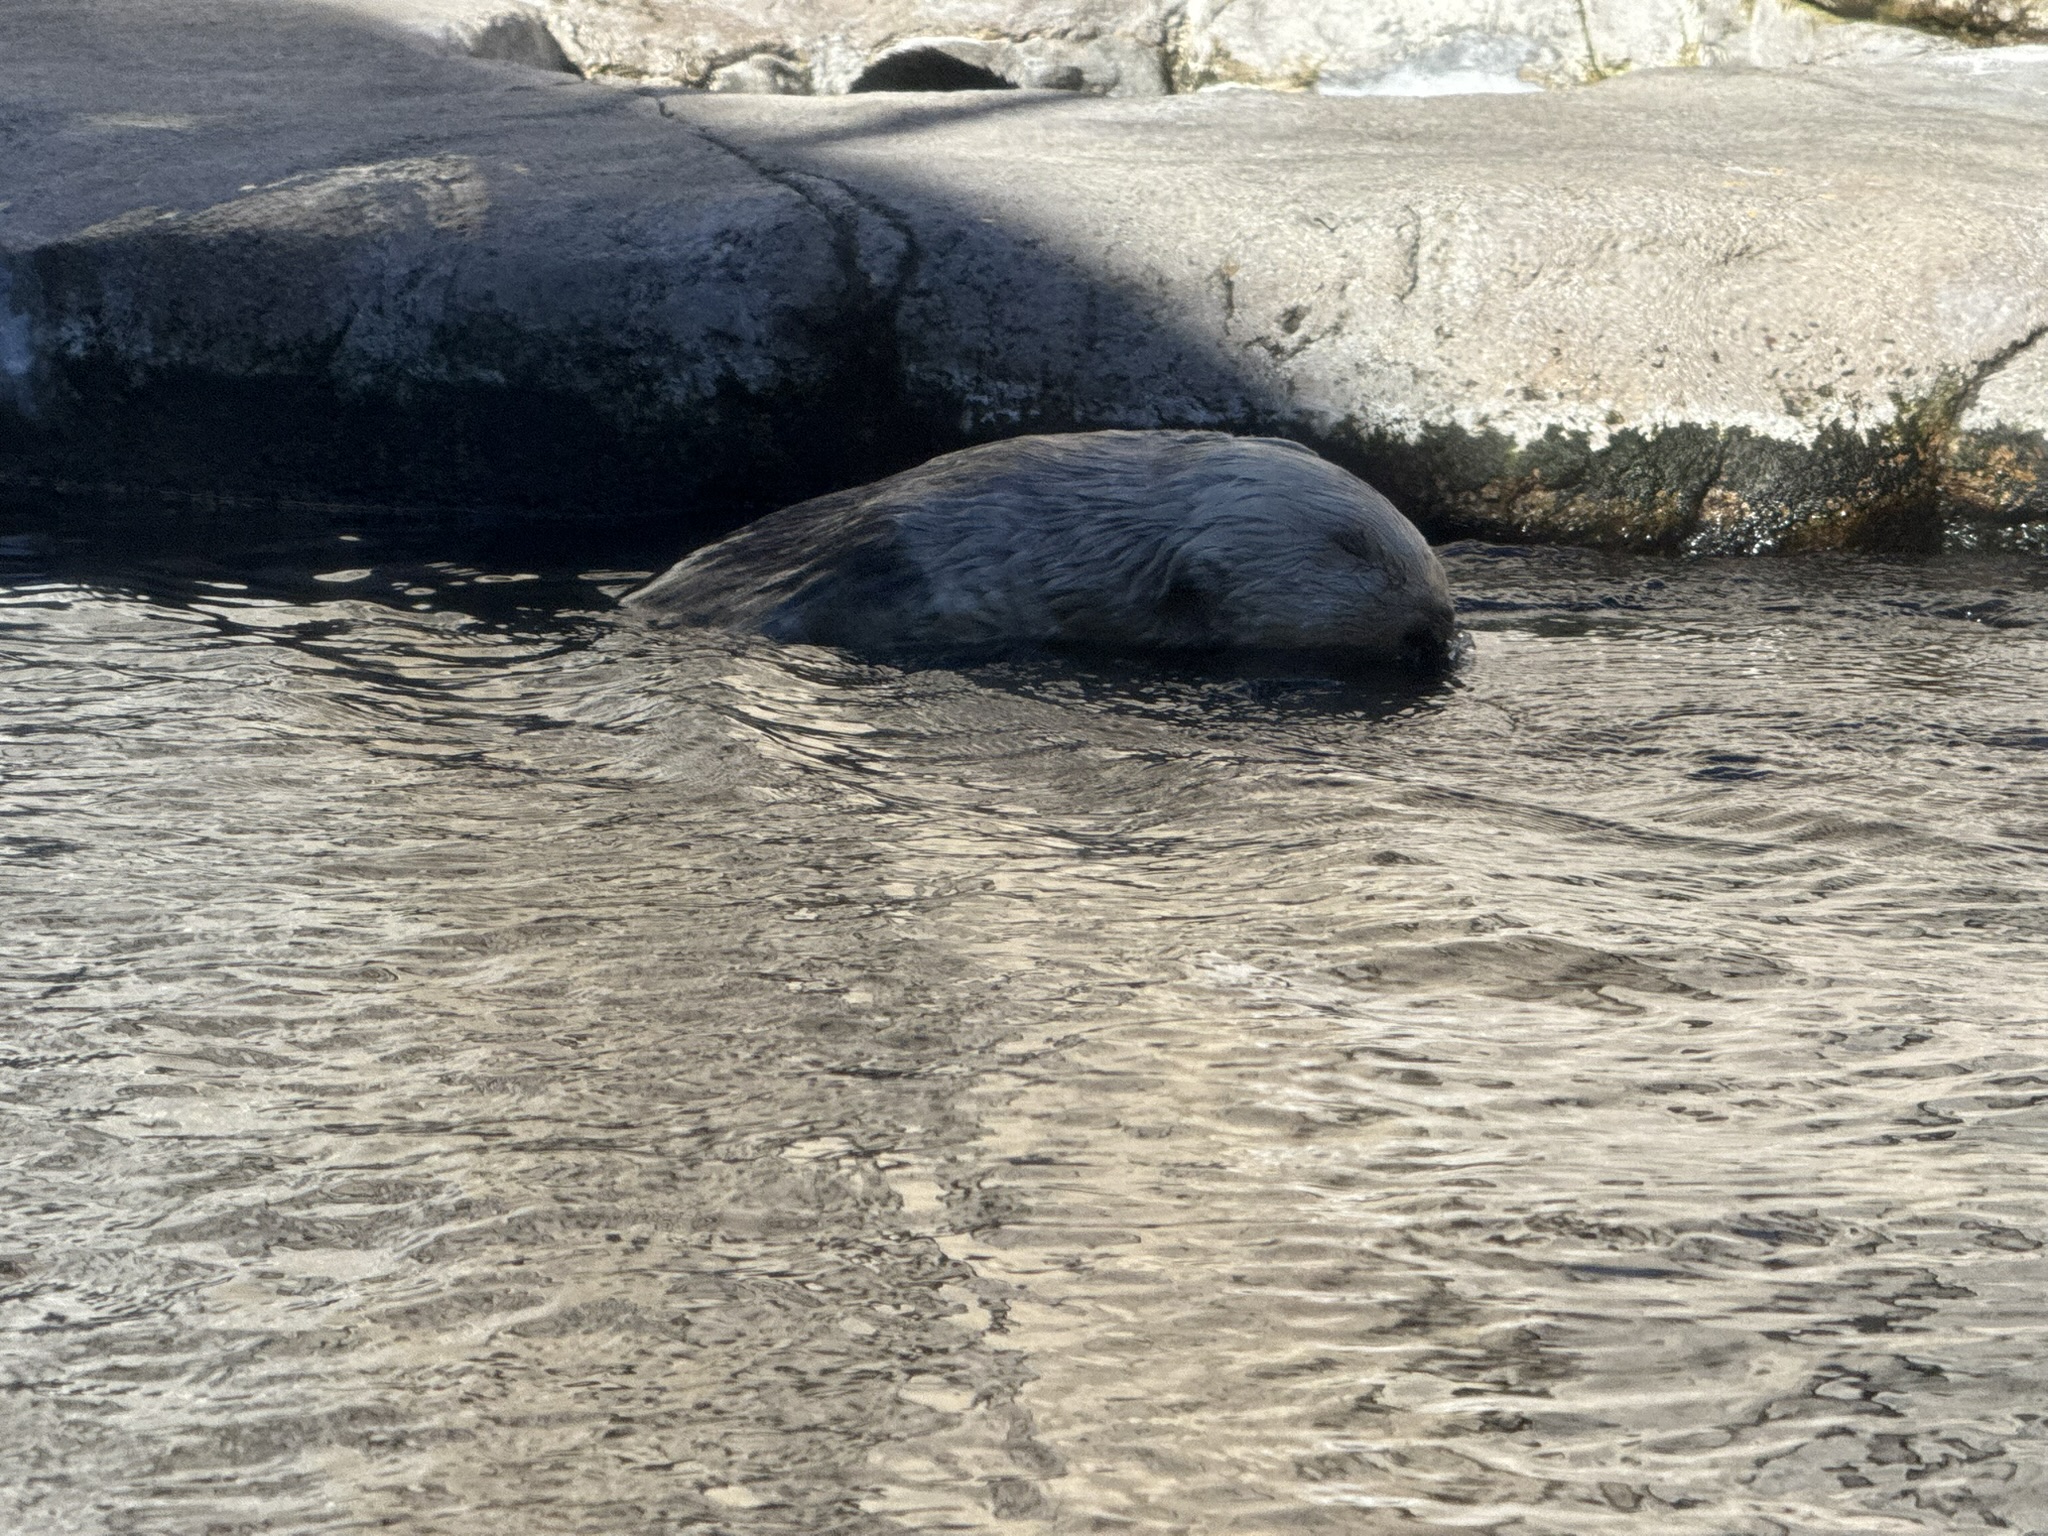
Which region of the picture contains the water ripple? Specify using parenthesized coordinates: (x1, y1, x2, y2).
(0, 530, 2043, 1533)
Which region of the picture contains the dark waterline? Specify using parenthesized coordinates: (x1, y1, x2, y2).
(3, 513, 2045, 1534)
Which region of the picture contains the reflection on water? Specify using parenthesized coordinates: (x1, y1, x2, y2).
(2, 520, 2045, 1534)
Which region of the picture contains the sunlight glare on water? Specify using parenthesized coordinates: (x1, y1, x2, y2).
(2, 525, 2045, 1535)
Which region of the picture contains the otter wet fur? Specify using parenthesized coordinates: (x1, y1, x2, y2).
(626, 431, 1458, 673)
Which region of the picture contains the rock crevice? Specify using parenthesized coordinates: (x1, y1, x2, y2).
(669, 109, 940, 488)
(1937, 321, 2048, 540)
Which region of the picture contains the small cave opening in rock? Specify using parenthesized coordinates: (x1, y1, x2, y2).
(468, 14, 579, 74)
(848, 49, 1017, 93)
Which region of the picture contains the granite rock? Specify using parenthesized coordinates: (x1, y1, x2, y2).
(342, 0, 581, 72)
(0, 0, 886, 525)
(658, 48, 2048, 550)
(326, 0, 1978, 96)
(5, 0, 2048, 550)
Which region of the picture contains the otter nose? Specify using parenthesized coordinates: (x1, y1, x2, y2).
(1398, 621, 1455, 674)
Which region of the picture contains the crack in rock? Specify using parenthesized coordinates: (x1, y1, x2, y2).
(1950, 318, 2048, 424)
(667, 108, 917, 321)
(1934, 318, 2048, 535)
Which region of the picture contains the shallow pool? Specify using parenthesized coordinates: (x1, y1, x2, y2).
(3, 521, 2044, 1534)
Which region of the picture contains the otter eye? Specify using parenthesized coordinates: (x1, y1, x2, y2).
(1156, 581, 1219, 630)
(1330, 526, 1380, 563)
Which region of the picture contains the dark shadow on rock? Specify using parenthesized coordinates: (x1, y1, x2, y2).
(0, 5, 1100, 557)
(468, 11, 579, 73)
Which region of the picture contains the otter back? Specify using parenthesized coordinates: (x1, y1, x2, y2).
(625, 431, 1457, 670)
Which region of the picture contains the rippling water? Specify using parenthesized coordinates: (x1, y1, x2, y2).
(3, 516, 2045, 1535)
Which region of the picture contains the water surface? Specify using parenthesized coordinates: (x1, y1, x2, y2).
(3, 522, 2045, 1534)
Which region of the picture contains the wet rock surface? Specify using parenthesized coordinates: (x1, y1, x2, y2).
(4, 0, 2048, 549)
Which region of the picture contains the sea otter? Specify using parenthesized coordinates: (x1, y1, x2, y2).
(626, 431, 1457, 672)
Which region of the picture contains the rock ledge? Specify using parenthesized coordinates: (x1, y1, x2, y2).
(4, 2, 2047, 552)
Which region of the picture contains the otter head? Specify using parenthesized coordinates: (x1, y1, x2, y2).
(1161, 441, 1457, 674)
